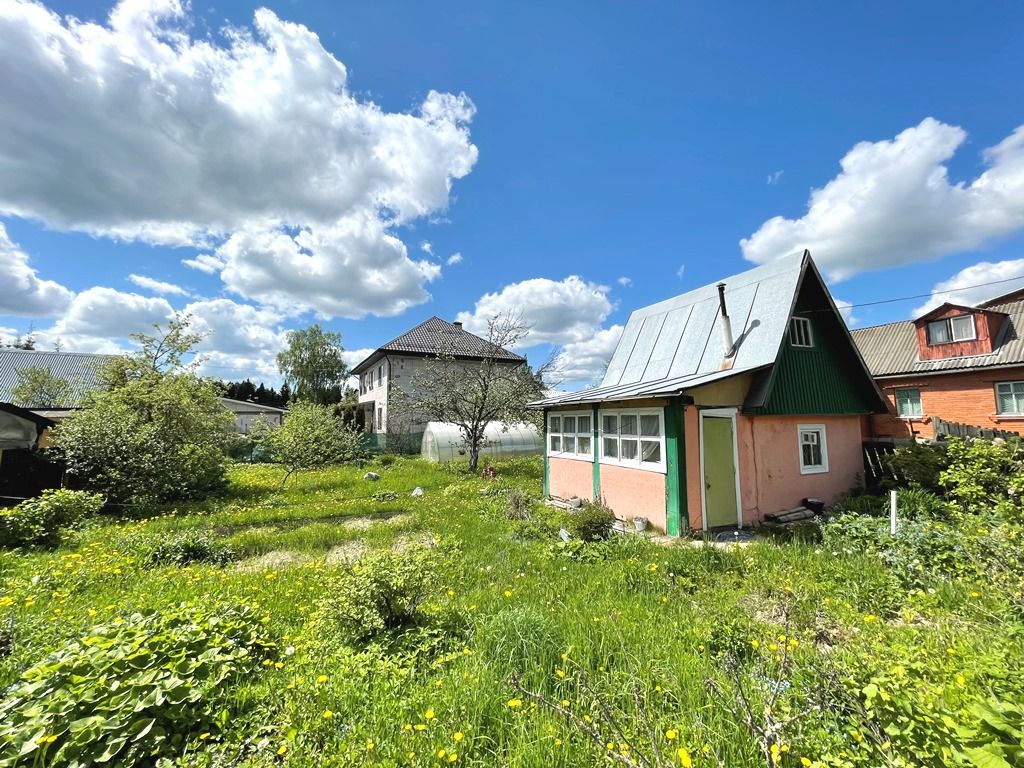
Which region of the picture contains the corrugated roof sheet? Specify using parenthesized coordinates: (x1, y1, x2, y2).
(0, 349, 112, 407)
(851, 295, 1024, 377)
(352, 317, 525, 373)
(537, 253, 807, 407)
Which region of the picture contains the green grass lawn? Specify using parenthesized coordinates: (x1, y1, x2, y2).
(1, 457, 1022, 768)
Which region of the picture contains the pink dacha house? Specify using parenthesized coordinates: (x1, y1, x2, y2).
(533, 251, 887, 535)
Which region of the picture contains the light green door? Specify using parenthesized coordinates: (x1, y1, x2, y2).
(702, 416, 738, 528)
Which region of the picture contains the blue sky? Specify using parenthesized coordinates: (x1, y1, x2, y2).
(2, 0, 1023, 386)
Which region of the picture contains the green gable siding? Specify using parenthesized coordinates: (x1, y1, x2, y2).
(752, 269, 883, 416)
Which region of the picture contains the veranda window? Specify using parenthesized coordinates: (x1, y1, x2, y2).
(599, 408, 666, 472)
(547, 411, 593, 458)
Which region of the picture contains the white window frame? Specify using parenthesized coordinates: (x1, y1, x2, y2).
(546, 410, 594, 461)
(789, 316, 813, 348)
(598, 407, 666, 473)
(928, 314, 976, 345)
(894, 387, 923, 418)
(995, 381, 1024, 416)
(797, 424, 829, 475)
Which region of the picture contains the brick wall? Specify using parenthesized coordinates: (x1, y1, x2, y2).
(597, 463, 667, 531)
(869, 366, 1024, 439)
(548, 456, 594, 502)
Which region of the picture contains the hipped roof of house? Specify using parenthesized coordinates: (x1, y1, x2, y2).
(535, 251, 864, 407)
(351, 316, 525, 375)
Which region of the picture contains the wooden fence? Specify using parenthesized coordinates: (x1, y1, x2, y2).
(932, 417, 1019, 440)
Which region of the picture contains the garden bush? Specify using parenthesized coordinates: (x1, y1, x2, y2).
(312, 545, 444, 646)
(148, 530, 239, 567)
(0, 489, 104, 548)
(0, 603, 274, 768)
(940, 437, 1024, 519)
(567, 501, 616, 541)
(884, 440, 949, 491)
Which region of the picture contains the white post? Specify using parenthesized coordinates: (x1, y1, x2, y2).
(890, 489, 898, 536)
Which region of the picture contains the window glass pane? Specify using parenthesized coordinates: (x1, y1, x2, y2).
(896, 388, 922, 417)
(950, 315, 975, 341)
(640, 440, 661, 463)
(577, 436, 592, 455)
(603, 437, 618, 458)
(602, 414, 617, 434)
(928, 320, 950, 344)
(563, 416, 576, 434)
(563, 436, 576, 454)
(640, 414, 660, 437)
(789, 317, 812, 347)
(620, 414, 637, 435)
(549, 416, 561, 433)
(577, 415, 591, 435)
(800, 430, 823, 467)
(550, 435, 561, 452)
(621, 439, 638, 460)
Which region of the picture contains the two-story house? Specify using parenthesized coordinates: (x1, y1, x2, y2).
(351, 317, 525, 443)
(852, 288, 1024, 439)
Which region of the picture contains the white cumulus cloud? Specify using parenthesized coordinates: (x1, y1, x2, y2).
(129, 274, 190, 296)
(446, 252, 463, 266)
(456, 276, 614, 348)
(617, 276, 632, 287)
(742, 118, 1024, 281)
(0, 0, 477, 318)
(552, 325, 624, 384)
(912, 259, 1024, 316)
(0, 223, 73, 315)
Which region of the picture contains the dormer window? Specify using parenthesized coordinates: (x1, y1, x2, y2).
(789, 317, 813, 348)
(927, 315, 976, 345)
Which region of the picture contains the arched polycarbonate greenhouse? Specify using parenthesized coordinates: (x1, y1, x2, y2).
(420, 421, 543, 463)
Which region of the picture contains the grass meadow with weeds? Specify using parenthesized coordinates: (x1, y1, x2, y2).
(1, 455, 1022, 767)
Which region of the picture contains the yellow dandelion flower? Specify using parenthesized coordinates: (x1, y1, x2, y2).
(425, 709, 436, 720)
(277, 745, 287, 756)
(454, 732, 465, 742)
(507, 698, 523, 709)
(677, 747, 693, 767)
(666, 729, 678, 741)
(317, 674, 329, 683)
(322, 709, 334, 719)
(449, 754, 458, 762)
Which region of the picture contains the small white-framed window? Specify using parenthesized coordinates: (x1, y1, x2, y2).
(599, 408, 666, 472)
(797, 424, 828, 474)
(895, 388, 923, 418)
(547, 411, 593, 459)
(927, 314, 976, 345)
(995, 381, 1024, 415)
(789, 317, 813, 348)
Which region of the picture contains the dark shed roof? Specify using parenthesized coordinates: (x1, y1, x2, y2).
(0, 349, 112, 407)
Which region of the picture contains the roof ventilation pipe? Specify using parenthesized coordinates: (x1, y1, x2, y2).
(717, 282, 735, 359)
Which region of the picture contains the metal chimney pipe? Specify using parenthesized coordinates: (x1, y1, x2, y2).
(717, 282, 735, 358)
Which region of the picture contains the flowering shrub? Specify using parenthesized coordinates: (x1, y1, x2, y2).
(0, 603, 275, 767)
(0, 489, 104, 549)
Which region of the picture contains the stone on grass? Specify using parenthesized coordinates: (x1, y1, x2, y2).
(363, 471, 381, 481)
(411, 486, 424, 497)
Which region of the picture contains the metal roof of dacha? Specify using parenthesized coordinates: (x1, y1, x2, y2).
(0, 349, 112, 407)
(536, 252, 809, 406)
(851, 294, 1024, 378)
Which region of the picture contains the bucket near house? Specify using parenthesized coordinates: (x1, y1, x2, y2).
(633, 517, 648, 533)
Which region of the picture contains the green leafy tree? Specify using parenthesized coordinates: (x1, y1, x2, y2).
(10, 366, 74, 408)
(253, 401, 364, 486)
(54, 316, 234, 505)
(391, 313, 548, 471)
(276, 324, 348, 405)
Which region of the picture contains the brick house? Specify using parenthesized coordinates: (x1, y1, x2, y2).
(351, 317, 525, 447)
(851, 288, 1024, 440)
(533, 252, 886, 535)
